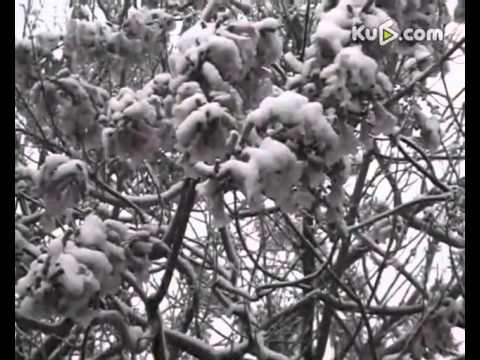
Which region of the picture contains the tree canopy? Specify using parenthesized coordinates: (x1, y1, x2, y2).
(15, 0, 465, 359)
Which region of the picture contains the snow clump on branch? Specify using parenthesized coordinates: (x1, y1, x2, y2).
(31, 71, 109, 147)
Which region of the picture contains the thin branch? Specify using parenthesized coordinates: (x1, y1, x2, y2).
(384, 37, 465, 107)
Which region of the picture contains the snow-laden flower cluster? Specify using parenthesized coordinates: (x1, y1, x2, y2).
(33, 154, 90, 219)
(104, 72, 242, 167)
(15, 32, 63, 87)
(284, 53, 321, 100)
(196, 137, 308, 227)
(171, 17, 282, 79)
(246, 91, 358, 168)
(31, 71, 109, 147)
(311, 0, 448, 56)
(15, 214, 161, 324)
(176, 101, 238, 164)
(201, 0, 253, 22)
(159, 69, 240, 169)
(169, 16, 282, 108)
(319, 45, 393, 111)
(122, 7, 175, 51)
(376, 0, 450, 30)
(104, 81, 171, 164)
(63, 8, 174, 76)
(238, 90, 366, 230)
(369, 101, 399, 136)
(16, 252, 100, 324)
(287, 0, 450, 114)
(310, 0, 395, 60)
(14, 8, 176, 85)
(15, 39, 35, 88)
(283, 3, 396, 114)
(413, 105, 442, 151)
(241, 138, 307, 211)
(410, 296, 464, 358)
(246, 90, 309, 129)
